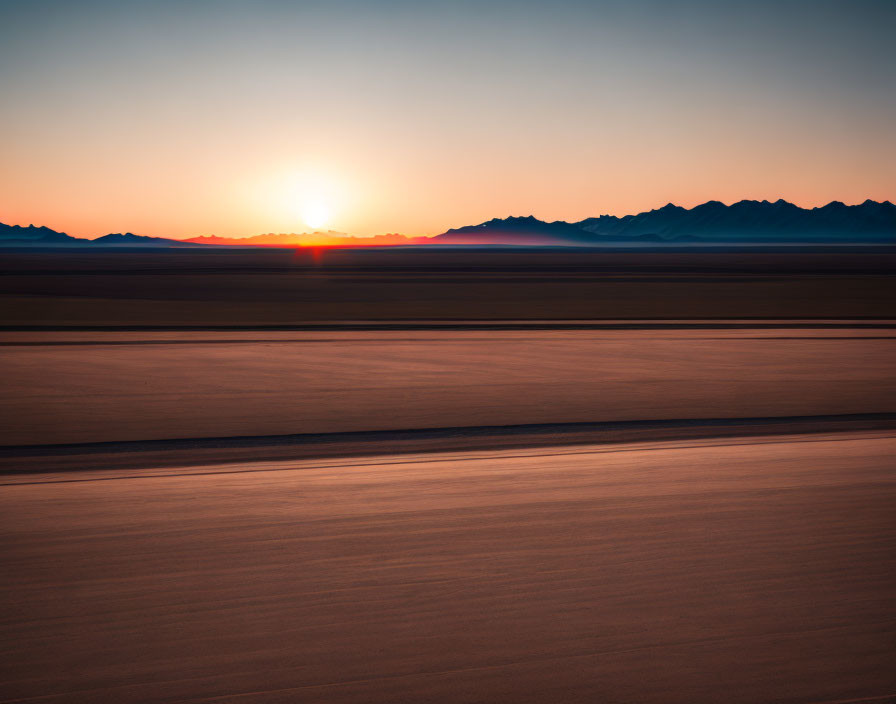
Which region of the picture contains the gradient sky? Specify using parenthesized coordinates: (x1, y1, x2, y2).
(1, 0, 894, 238)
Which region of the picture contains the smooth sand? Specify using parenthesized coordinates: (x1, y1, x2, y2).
(2, 432, 894, 703)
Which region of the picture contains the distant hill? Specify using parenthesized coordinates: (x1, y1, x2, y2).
(430, 200, 896, 245)
(184, 232, 428, 246)
(0, 225, 209, 248)
(92, 233, 205, 247)
(434, 216, 596, 245)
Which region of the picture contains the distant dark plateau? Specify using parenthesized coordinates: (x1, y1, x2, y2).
(2, 248, 896, 325)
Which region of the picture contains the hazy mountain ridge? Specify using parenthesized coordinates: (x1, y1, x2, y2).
(184, 232, 429, 246)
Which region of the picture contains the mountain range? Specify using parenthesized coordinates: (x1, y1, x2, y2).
(183, 232, 429, 246)
(2, 199, 894, 248)
(433, 199, 896, 245)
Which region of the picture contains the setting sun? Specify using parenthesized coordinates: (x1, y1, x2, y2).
(254, 167, 348, 233)
(302, 200, 329, 230)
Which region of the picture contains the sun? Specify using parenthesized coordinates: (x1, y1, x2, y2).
(302, 200, 329, 230)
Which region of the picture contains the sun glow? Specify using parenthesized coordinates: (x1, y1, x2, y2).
(248, 166, 352, 234)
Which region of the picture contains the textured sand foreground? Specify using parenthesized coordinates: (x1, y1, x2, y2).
(2, 327, 895, 446)
(1, 432, 895, 703)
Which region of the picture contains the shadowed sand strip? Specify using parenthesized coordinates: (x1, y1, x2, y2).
(3, 320, 896, 332)
(2, 414, 895, 475)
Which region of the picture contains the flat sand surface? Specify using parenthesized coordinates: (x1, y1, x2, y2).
(2, 432, 895, 703)
(2, 327, 895, 446)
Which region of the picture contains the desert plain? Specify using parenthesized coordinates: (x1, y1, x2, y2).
(1, 248, 894, 703)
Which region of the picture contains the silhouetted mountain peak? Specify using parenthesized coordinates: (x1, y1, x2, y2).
(484, 215, 539, 225)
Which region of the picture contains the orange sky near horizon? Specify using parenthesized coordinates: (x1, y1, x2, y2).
(2, 1, 894, 240)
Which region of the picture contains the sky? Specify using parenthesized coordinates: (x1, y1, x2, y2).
(1, 0, 894, 239)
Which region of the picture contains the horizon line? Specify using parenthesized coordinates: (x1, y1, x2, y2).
(4, 197, 894, 243)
